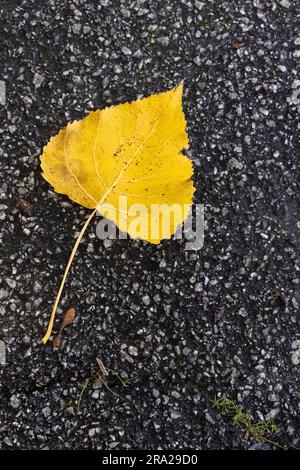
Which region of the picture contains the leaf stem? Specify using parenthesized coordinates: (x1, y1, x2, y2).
(41, 208, 97, 344)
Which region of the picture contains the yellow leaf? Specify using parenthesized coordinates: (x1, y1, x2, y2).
(41, 83, 195, 243)
(40, 83, 195, 345)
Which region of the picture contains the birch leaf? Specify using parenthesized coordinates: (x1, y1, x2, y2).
(41, 83, 195, 243)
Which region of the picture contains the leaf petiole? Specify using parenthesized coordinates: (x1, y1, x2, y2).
(41, 208, 97, 344)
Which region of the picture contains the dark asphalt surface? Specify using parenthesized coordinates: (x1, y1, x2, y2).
(0, 0, 299, 450)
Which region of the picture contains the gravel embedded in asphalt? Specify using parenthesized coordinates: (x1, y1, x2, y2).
(0, 0, 299, 450)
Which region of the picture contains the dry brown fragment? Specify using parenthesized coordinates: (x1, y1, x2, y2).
(53, 307, 76, 348)
(271, 290, 281, 300)
(17, 198, 33, 216)
(53, 335, 61, 348)
(96, 357, 109, 377)
(62, 307, 76, 326)
(232, 42, 244, 49)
